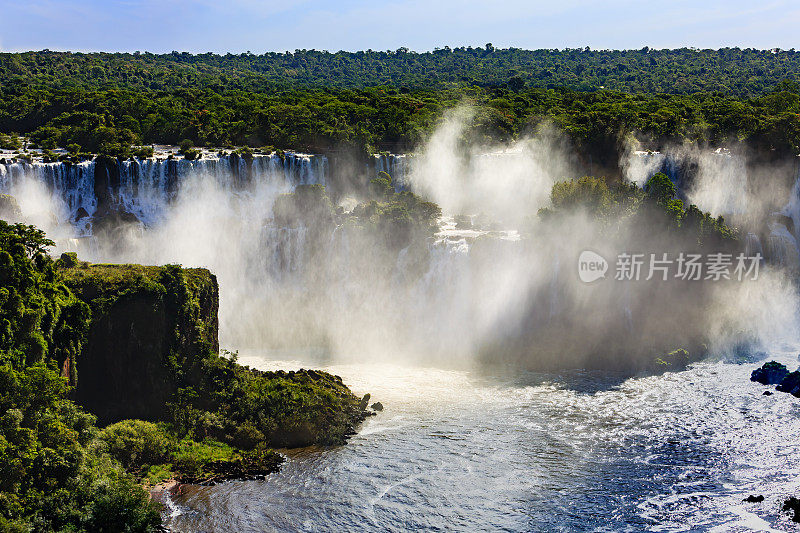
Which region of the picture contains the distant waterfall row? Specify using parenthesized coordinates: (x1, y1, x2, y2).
(0, 152, 327, 234)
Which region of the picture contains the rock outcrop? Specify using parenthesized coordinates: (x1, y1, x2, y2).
(62, 263, 219, 423)
(0, 193, 23, 222)
(750, 361, 789, 385)
(59, 260, 369, 449)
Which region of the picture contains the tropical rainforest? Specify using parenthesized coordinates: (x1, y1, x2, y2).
(1, 48, 800, 158)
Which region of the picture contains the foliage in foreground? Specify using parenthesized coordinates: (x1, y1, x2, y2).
(96, 420, 283, 485)
(0, 220, 370, 530)
(0, 221, 161, 531)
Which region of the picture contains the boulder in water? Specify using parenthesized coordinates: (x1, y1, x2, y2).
(750, 361, 789, 385)
(784, 497, 800, 523)
(744, 494, 764, 503)
(777, 371, 800, 396)
(763, 390, 773, 396)
(653, 348, 690, 371)
(370, 402, 384, 411)
(454, 215, 472, 229)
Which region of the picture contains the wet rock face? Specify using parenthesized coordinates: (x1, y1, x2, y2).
(751, 361, 790, 385)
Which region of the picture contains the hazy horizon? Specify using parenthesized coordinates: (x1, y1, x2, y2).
(0, 0, 798, 54)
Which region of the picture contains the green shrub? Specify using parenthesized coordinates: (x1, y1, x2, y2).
(97, 420, 176, 471)
(0, 222, 159, 531)
(134, 145, 154, 159)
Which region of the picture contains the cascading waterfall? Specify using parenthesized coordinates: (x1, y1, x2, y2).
(624, 148, 748, 215)
(765, 222, 800, 269)
(0, 145, 797, 365)
(0, 152, 327, 238)
(0, 160, 96, 234)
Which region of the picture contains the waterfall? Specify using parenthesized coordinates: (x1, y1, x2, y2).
(745, 232, 764, 258)
(626, 148, 748, 217)
(0, 152, 327, 236)
(782, 172, 800, 243)
(0, 160, 96, 228)
(624, 150, 668, 186)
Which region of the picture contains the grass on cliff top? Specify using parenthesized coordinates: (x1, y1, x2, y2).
(60, 261, 212, 287)
(58, 259, 216, 316)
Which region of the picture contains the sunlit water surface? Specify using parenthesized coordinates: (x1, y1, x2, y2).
(165, 348, 800, 532)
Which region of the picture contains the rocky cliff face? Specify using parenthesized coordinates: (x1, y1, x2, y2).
(62, 263, 219, 424)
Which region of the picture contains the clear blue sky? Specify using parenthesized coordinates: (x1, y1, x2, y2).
(0, 0, 798, 53)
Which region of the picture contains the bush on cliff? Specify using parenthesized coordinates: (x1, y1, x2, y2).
(543, 175, 738, 247)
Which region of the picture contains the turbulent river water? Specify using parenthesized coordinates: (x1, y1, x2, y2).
(165, 346, 800, 532)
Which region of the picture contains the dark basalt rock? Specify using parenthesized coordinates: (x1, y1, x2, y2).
(359, 393, 371, 411)
(454, 214, 472, 229)
(751, 361, 789, 385)
(371, 402, 384, 411)
(777, 371, 800, 396)
(763, 390, 773, 396)
(177, 453, 284, 486)
(743, 494, 764, 503)
(653, 348, 691, 371)
(73, 206, 90, 221)
(784, 497, 800, 523)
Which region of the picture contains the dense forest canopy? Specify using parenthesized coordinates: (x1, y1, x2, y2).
(2, 48, 800, 95)
(2, 84, 800, 158)
(1, 48, 800, 161)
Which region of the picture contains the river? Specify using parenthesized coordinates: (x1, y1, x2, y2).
(165, 346, 800, 532)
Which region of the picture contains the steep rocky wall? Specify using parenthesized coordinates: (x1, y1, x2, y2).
(61, 263, 218, 424)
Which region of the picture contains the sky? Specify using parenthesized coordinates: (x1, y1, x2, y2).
(0, 0, 799, 53)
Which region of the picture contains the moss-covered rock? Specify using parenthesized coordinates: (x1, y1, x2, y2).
(751, 361, 790, 385)
(777, 371, 800, 396)
(61, 263, 218, 423)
